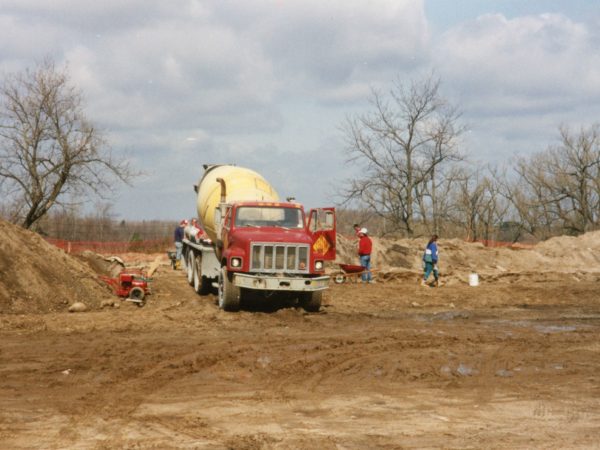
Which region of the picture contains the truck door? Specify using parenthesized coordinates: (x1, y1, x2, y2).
(307, 207, 336, 260)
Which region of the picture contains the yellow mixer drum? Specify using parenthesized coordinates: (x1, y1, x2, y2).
(196, 165, 280, 242)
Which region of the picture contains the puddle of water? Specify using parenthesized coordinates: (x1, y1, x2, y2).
(534, 325, 577, 334)
(481, 319, 580, 334)
(440, 365, 452, 376)
(457, 363, 478, 376)
(433, 311, 471, 321)
(495, 369, 514, 377)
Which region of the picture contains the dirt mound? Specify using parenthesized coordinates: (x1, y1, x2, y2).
(334, 231, 600, 285)
(535, 230, 600, 264)
(0, 219, 110, 314)
(3, 217, 599, 314)
(76, 251, 125, 277)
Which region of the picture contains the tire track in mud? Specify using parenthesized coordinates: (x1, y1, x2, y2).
(6, 306, 593, 424)
(81, 315, 589, 418)
(4, 267, 600, 448)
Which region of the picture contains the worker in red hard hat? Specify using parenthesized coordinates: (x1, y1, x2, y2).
(357, 227, 374, 283)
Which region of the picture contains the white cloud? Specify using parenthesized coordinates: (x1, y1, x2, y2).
(2, 0, 431, 133)
(436, 13, 600, 116)
(0, 0, 173, 32)
(243, 0, 430, 91)
(63, 19, 282, 134)
(2, 1, 597, 219)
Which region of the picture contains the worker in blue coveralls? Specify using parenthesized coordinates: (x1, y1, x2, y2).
(422, 234, 439, 287)
(174, 219, 187, 269)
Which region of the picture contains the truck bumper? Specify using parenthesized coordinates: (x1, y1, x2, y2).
(233, 273, 330, 291)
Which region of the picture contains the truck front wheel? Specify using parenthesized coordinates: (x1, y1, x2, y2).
(218, 267, 240, 311)
(300, 291, 322, 312)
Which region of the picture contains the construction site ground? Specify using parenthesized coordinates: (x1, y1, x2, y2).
(2, 262, 600, 448)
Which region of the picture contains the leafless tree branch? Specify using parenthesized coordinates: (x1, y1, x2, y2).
(0, 58, 135, 229)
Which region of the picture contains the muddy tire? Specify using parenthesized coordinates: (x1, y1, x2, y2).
(129, 287, 145, 307)
(193, 253, 211, 295)
(218, 267, 240, 311)
(186, 251, 194, 285)
(300, 291, 322, 312)
(334, 274, 346, 284)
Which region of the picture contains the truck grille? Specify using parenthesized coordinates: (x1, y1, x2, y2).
(250, 243, 309, 273)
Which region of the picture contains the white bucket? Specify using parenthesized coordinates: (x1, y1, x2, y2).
(468, 273, 479, 287)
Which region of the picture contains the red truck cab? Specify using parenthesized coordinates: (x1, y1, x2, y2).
(217, 201, 336, 311)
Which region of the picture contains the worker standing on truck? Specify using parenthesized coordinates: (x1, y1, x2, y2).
(174, 219, 187, 269)
(357, 228, 374, 283)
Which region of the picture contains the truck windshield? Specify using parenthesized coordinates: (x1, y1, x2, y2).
(235, 206, 304, 229)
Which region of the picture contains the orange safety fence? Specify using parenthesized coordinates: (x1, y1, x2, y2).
(340, 233, 535, 249)
(44, 237, 172, 254)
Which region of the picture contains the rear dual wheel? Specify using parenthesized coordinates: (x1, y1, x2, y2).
(193, 253, 211, 295)
(186, 251, 194, 285)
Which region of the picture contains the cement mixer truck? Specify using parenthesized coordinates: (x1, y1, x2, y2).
(182, 164, 336, 312)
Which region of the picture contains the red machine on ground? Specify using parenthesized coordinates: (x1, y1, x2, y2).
(100, 268, 151, 307)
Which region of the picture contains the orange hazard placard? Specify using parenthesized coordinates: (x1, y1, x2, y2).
(312, 234, 330, 255)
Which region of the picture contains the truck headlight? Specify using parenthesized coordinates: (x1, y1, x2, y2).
(315, 260, 324, 271)
(231, 257, 242, 268)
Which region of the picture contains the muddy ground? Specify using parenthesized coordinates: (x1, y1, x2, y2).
(1, 262, 599, 449)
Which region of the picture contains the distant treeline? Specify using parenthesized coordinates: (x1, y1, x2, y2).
(26, 207, 540, 244)
(33, 209, 176, 242)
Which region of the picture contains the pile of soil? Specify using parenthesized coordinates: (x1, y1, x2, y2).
(0, 219, 110, 314)
(334, 231, 600, 285)
(3, 214, 599, 313)
(76, 251, 125, 278)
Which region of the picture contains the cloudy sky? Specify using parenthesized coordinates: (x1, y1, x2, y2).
(1, 0, 599, 220)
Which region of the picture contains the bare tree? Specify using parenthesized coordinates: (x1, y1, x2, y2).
(450, 165, 509, 242)
(339, 74, 463, 236)
(417, 106, 465, 234)
(507, 124, 600, 236)
(0, 59, 133, 229)
(502, 154, 557, 239)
